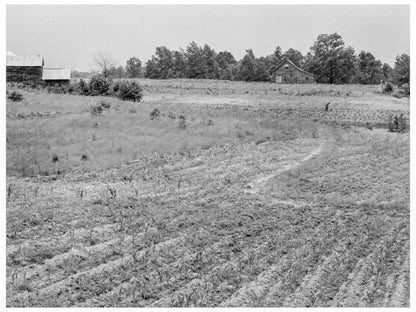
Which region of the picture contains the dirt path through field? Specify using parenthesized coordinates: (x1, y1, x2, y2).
(244, 143, 324, 194)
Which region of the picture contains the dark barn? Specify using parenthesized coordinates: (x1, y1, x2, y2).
(274, 59, 315, 84)
(6, 51, 44, 83)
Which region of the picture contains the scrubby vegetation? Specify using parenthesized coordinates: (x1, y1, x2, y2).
(7, 90, 24, 102)
(41, 76, 144, 102)
(112, 80, 143, 102)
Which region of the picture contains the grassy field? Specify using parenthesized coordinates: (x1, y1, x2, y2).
(6, 80, 410, 307)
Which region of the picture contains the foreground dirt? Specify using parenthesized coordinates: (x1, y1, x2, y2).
(6, 122, 409, 307)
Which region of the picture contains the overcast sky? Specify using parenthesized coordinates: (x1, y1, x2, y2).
(6, 5, 410, 71)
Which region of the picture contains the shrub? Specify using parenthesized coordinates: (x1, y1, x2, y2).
(100, 100, 111, 109)
(52, 154, 59, 163)
(178, 115, 187, 129)
(112, 80, 143, 102)
(150, 108, 160, 119)
(382, 82, 393, 93)
(398, 83, 410, 96)
(46, 83, 70, 94)
(7, 91, 24, 102)
(88, 75, 112, 96)
(90, 104, 103, 115)
(76, 79, 90, 95)
(388, 114, 407, 133)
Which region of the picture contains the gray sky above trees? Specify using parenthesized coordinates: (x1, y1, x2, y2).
(6, 5, 409, 71)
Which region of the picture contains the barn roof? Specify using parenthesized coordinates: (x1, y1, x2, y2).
(42, 68, 71, 80)
(6, 53, 44, 67)
(275, 58, 315, 76)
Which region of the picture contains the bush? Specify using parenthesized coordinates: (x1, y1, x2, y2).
(398, 83, 410, 96)
(7, 90, 24, 102)
(178, 115, 187, 129)
(100, 100, 111, 109)
(112, 80, 143, 102)
(150, 108, 160, 119)
(382, 82, 393, 93)
(76, 79, 90, 95)
(90, 104, 104, 115)
(46, 83, 70, 94)
(88, 75, 112, 96)
(388, 114, 407, 133)
(34, 76, 144, 102)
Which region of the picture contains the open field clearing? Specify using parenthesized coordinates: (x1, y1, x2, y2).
(6, 80, 409, 307)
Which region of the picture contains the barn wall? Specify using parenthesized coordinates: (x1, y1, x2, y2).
(44, 80, 70, 86)
(275, 63, 315, 84)
(6, 66, 43, 83)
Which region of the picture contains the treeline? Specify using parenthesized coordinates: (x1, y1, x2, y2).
(78, 33, 409, 85)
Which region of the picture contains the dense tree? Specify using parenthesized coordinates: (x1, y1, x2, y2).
(239, 49, 258, 81)
(185, 41, 205, 78)
(353, 51, 383, 84)
(306, 33, 356, 84)
(125, 57, 142, 78)
(336, 46, 357, 84)
(144, 46, 173, 79)
(382, 63, 394, 82)
(393, 53, 410, 85)
(216, 51, 237, 80)
(139, 38, 403, 85)
(107, 65, 125, 78)
(255, 56, 272, 81)
(172, 50, 186, 78)
(273, 46, 283, 61)
(144, 58, 159, 79)
(282, 48, 304, 68)
(202, 44, 220, 79)
(266, 46, 284, 70)
(184, 42, 220, 79)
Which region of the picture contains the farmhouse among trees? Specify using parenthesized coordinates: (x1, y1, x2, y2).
(274, 58, 315, 83)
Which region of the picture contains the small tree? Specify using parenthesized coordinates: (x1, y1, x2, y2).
(94, 52, 114, 78)
(125, 57, 143, 78)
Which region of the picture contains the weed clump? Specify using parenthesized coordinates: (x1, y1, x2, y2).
(81, 154, 89, 161)
(100, 100, 111, 109)
(90, 104, 103, 115)
(382, 82, 393, 94)
(7, 90, 24, 102)
(388, 114, 407, 133)
(178, 115, 187, 129)
(52, 154, 59, 163)
(150, 109, 160, 120)
(90, 100, 111, 115)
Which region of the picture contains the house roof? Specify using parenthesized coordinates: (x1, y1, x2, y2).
(275, 58, 315, 76)
(42, 68, 71, 80)
(6, 54, 44, 67)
